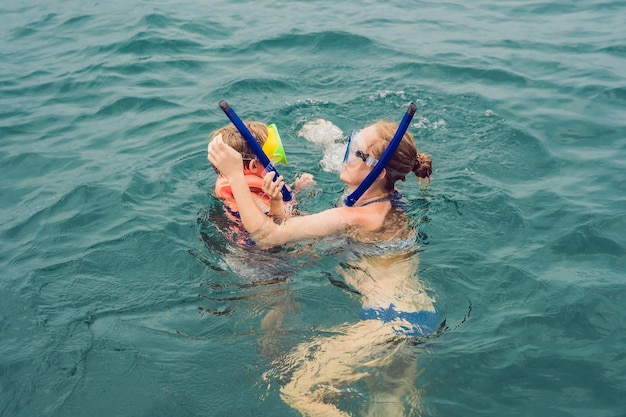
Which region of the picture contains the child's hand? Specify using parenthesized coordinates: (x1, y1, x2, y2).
(295, 173, 316, 191)
(262, 171, 285, 201)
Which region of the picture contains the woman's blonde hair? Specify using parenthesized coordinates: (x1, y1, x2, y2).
(369, 121, 432, 191)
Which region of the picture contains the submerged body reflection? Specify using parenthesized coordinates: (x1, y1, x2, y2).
(276, 233, 437, 417)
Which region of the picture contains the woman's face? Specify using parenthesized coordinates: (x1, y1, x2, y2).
(340, 125, 378, 187)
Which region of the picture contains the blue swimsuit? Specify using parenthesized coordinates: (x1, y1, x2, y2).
(358, 303, 439, 337)
(352, 192, 437, 336)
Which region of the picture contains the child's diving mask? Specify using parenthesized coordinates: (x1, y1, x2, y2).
(262, 124, 287, 164)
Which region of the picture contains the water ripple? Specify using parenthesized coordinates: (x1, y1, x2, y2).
(2, 0, 626, 415)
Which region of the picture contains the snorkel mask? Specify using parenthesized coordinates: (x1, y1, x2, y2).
(263, 124, 287, 164)
(343, 102, 417, 207)
(343, 129, 379, 167)
(218, 100, 293, 202)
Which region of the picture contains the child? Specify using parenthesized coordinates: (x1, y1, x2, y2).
(210, 121, 315, 243)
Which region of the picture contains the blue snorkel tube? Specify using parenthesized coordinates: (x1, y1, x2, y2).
(218, 100, 293, 202)
(344, 102, 417, 207)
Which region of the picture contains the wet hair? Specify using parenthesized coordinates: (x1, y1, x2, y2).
(212, 121, 268, 161)
(369, 121, 432, 191)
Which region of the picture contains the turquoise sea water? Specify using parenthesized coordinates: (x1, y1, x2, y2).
(2, 0, 625, 415)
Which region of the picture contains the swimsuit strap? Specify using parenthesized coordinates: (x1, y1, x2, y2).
(390, 190, 408, 211)
(358, 190, 407, 208)
(358, 195, 392, 207)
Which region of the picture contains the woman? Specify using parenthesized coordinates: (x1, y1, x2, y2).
(208, 119, 436, 416)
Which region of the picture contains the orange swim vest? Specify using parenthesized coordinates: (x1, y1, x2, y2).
(214, 174, 296, 247)
(214, 174, 271, 219)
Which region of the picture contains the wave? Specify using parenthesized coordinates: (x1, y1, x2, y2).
(7, 12, 59, 40)
(94, 95, 180, 117)
(549, 216, 626, 258)
(217, 30, 386, 57)
(597, 43, 626, 58)
(115, 32, 204, 56)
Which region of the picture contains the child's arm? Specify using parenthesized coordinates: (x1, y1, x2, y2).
(262, 172, 289, 222)
(264, 172, 316, 221)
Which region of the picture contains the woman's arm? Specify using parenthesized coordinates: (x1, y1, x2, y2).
(208, 135, 352, 246)
(253, 207, 353, 246)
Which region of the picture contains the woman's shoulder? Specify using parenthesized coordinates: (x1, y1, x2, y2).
(327, 204, 386, 231)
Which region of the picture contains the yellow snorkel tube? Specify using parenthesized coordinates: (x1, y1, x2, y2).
(262, 124, 287, 164)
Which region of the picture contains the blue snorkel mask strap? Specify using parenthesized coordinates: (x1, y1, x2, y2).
(344, 102, 417, 207)
(218, 100, 293, 202)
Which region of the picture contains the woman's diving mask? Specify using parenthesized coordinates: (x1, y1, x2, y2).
(342, 129, 379, 167)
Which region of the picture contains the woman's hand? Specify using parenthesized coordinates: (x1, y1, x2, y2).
(207, 134, 243, 178)
(262, 171, 285, 202)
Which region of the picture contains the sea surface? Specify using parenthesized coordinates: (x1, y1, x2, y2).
(1, 0, 625, 416)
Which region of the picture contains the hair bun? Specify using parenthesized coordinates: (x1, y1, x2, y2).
(414, 153, 433, 178)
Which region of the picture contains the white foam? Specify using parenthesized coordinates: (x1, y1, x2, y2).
(298, 119, 344, 146)
(297, 119, 346, 173)
(432, 119, 447, 129)
(320, 142, 348, 173)
(413, 116, 447, 130)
